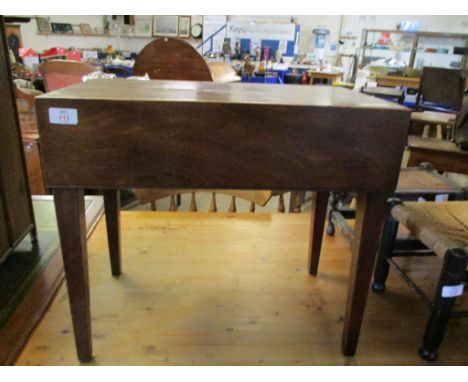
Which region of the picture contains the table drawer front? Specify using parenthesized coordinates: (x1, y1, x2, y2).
(36, 100, 410, 192)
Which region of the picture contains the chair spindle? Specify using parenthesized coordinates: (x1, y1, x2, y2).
(229, 196, 237, 212)
(169, 195, 177, 211)
(189, 192, 197, 212)
(278, 194, 285, 213)
(209, 192, 217, 212)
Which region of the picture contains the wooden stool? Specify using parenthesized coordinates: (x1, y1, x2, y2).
(326, 164, 466, 244)
(410, 111, 457, 139)
(373, 200, 468, 361)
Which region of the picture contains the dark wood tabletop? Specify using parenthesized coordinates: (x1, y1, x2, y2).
(38, 78, 409, 107)
(35, 79, 411, 362)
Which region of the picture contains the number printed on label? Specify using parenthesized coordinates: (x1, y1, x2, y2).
(48, 108, 78, 125)
(442, 284, 464, 298)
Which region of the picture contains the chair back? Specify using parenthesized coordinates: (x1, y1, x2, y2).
(417, 67, 465, 111)
(133, 37, 213, 81)
(132, 189, 291, 213)
(39, 60, 97, 92)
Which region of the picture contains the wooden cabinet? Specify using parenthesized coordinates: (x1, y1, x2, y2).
(0, 17, 35, 262)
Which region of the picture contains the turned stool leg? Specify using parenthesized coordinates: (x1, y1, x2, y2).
(372, 198, 401, 294)
(326, 192, 338, 236)
(420, 248, 468, 361)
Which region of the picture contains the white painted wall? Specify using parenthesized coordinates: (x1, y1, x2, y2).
(342, 15, 468, 36)
(15, 15, 468, 57)
(19, 15, 204, 53)
(227, 15, 342, 54)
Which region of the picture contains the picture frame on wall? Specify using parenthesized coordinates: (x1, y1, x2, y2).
(120, 25, 134, 37)
(134, 17, 152, 37)
(79, 23, 93, 35)
(51, 23, 73, 34)
(153, 15, 178, 37)
(36, 17, 52, 33)
(178, 16, 191, 38)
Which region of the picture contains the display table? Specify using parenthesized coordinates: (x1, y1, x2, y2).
(376, 75, 421, 89)
(308, 70, 343, 85)
(35, 79, 410, 362)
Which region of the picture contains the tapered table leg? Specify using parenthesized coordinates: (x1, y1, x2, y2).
(308, 191, 329, 276)
(103, 189, 121, 276)
(341, 192, 389, 356)
(53, 188, 92, 363)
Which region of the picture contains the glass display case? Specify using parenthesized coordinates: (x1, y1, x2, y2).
(413, 33, 467, 70)
(360, 29, 416, 71)
(360, 29, 468, 72)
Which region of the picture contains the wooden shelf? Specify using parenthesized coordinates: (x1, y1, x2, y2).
(415, 50, 459, 56)
(37, 32, 167, 39)
(38, 32, 108, 37)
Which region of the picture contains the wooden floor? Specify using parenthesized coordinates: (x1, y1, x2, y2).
(16, 211, 468, 365)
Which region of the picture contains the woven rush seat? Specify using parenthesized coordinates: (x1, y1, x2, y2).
(374, 200, 468, 361)
(396, 168, 459, 192)
(391, 201, 468, 258)
(324, 165, 464, 240)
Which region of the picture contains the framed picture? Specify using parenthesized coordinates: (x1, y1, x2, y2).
(80, 23, 93, 35)
(120, 25, 134, 37)
(134, 17, 152, 37)
(51, 23, 73, 34)
(152, 15, 178, 37)
(36, 17, 51, 33)
(6, 25, 22, 63)
(178, 16, 191, 38)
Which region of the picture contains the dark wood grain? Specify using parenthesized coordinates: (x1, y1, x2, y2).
(342, 192, 389, 356)
(133, 38, 213, 81)
(36, 81, 409, 192)
(103, 189, 121, 276)
(308, 192, 330, 276)
(53, 188, 92, 363)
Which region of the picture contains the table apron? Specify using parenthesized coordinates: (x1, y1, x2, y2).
(36, 100, 410, 192)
